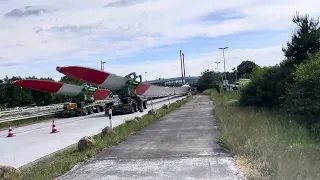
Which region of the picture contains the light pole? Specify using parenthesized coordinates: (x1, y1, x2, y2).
(101, 61, 106, 71)
(214, 61, 220, 71)
(218, 47, 228, 87)
(145, 72, 147, 81)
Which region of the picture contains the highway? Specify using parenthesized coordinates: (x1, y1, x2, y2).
(0, 96, 184, 168)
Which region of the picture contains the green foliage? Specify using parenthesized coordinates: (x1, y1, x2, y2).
(197, 69, 238, 92)
(212, 93, 320, 180)
(197, 69, 219, 92)
(236, 60, 260, 79)
(0, 76, 85, 108)
(239, 65, 290, 108)
(239, 12, 320, 112)
(282, 12, 320, 67)
(283, 52, 320, 119)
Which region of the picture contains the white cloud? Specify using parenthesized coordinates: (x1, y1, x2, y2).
(1, 45, 284, 81)
(0, 0, 318, 79)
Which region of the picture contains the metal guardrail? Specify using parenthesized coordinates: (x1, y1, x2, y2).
(0, 110, 61, 123)
(0, 103, 64, 112)
(0, 104, 64, 116)
(0, 95, 184, 123)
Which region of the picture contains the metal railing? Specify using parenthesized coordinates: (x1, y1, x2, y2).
(0, 95, 184, 123)
(0, 110, 61, 123)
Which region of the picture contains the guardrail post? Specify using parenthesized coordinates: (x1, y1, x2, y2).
(108, 109, 113, 129)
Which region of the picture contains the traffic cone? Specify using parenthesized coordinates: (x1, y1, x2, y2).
(50, 120, 59, 133)
(7, 125, 15, 137)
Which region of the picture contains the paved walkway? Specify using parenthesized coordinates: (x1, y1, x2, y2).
(56, 95, 245, 180)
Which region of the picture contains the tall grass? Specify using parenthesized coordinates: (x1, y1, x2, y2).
(210, 89, 320, 180)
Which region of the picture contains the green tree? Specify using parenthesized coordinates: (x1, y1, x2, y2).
(283, 51, 320, 120)
(197, 69, 219, 92)
(59, 76, 84, 85)
(236, 60, 260, 79)
(239, 12, 320, 109)
(282, 12, 320, 68)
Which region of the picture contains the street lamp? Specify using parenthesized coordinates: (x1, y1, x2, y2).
(218, 47, 228, 87)
(214, 61, 220, 72)
(101, 61, 106, 71)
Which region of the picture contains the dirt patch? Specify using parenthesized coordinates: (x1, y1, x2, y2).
(235, 156, 262, 180)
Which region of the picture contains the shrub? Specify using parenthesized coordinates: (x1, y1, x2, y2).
(283, 52, 320, 121)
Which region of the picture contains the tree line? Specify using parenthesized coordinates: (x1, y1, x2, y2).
(0, 76, 84, 109)
(197, 60, 259, 92)
(199, 12, 320, 125)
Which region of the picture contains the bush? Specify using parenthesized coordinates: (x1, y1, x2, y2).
(283, 52, 320, 121)
(238, 65, 290, 108)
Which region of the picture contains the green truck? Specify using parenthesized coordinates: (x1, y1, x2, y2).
(60, 85, 106, 117)
(104, 72, 148, 115)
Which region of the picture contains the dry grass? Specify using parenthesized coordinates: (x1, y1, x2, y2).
(19, 97, 192, 180)
(210, 89, 320, 180)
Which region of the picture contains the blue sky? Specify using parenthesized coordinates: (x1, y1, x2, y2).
(0, 0, 319, 81)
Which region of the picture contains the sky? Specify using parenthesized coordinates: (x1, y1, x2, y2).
(0, 0, 320, 81)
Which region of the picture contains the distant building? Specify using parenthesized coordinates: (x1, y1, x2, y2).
(145, 76, 200, 87)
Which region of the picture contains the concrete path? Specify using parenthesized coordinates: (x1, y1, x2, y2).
(0, 96, 182, 168)
(56, 95, 245, 180)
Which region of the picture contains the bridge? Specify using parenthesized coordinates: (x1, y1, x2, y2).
(145, 76, 200, 87)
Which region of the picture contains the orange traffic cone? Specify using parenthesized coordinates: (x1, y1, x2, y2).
(50, 120, 59, 133)
(7, 125, 15, 137)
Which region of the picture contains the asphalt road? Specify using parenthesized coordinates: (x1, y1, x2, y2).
(56, 95, 245, 180)
(0, 96, 183, 168)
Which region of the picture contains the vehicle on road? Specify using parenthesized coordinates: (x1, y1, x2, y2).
(13, 65, 191, 118)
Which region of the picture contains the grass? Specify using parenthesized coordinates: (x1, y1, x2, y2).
(18, 96, 192, 180)
(0, 114, 57, 131)
(208, 89, 320, 180)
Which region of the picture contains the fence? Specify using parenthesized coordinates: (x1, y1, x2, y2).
(0, 95, 183, 123)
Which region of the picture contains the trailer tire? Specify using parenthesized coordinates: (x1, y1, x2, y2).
(88, 107, 93, 114)
(84, 109, 88, 115)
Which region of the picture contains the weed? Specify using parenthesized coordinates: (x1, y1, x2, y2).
(210, 90, 320, 180)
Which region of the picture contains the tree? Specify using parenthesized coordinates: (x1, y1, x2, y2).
(197, 69, 219, 92)
(236, 60, 260, 79)
(282, 12, 320, 68)
(239, 12, 320, 109)
(283, 51, 320, 120)
(59, 76, 84, 85)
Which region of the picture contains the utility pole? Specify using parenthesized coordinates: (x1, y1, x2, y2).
(214, 61, 221, 85)
(218, 47, 228, 87)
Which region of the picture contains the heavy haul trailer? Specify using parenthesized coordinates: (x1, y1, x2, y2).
(60, 101, 105, 117)
(13, 65, 191, 117)
(104, 72, 148, 115)
(59, 85, 106, 117)
(12, 80, 112, 118)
